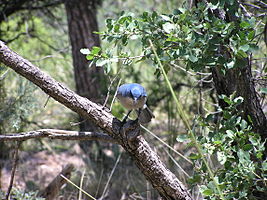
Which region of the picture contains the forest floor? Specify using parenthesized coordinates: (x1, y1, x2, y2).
(1, 143, 86, 192)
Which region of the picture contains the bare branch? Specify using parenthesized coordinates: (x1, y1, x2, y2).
(0, 129, 117, 144)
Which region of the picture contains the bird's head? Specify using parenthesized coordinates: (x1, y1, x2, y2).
(130, 87, 142, 103)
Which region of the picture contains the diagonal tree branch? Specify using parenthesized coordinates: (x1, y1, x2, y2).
(0, 40, 193, 200)
(0, 129, 117, 143)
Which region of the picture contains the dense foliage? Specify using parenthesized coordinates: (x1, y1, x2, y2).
(83, 1, 263, 74)
(192, 95, 266, 199)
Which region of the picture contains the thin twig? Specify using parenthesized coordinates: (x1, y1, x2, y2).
(110, 78, 122, 111)
(141, 125, 192, 164)
(164, 149, 190, 178)
(78, 169, 86, 200)
(103, 66, 123, 108)
(43, 96, 51, 108)
(5, 142, 21, 200)
(70, 119, 87, 126)
(171, 63, 211, 76)
(95, 168, 104, 197)
(60, 174, 96, 200)
(238, 1, 252, 17)
(0, 68, 9, 81)
(257, 0, 267, 8)
(242, 2, 261, 9)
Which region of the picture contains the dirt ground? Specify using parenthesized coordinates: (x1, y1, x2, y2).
(1, 143, 86, 192)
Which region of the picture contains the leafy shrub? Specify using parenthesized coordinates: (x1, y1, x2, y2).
(189, 94, 267, 199)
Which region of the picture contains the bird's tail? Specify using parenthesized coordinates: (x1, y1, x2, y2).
(137, 105, 155, 124)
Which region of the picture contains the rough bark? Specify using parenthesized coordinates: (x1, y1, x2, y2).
(65, 0, 104, 102)
(0, 40, 193, 200)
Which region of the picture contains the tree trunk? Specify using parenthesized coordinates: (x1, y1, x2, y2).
(212, 64, 267, 139)
(65, 0, 104, 102)
(64, 0, 107, 152)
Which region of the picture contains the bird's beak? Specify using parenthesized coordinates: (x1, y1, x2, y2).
(133, 97, 138, 104)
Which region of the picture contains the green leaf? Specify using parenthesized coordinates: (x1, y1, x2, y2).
(249, 137, 258, 146)
(217, 151, 227, 164)
(91, 46, 101, 55)
(223, 111, 231, 119)
(187, 174, 201, 184)
(239, 44, 250, 52)
(162, 22, 175, 33)
(248, 43, 259, 52)
(122, 35, 128, 45)
(243, 144, 253, 151)
(106, 18, 113, 30)
(160, 14, 171, 21)
(152, 11, 158, 19)
(233, 96, 243, 104)
(226, 60, 235, 69)
(189, 153, 201, 160)
(118, 17, 126, 24)
(114, 24, 120, 32)
(178, 8, 186, 14)
(237, 149, 250, 164)
(86, 54, 94, 60)
(173, 9, 181, 15)
(240, 119, 248, 129)
(213, 140, 222, 145)
(188, 54, 198, 63)
(240, 20, 250, 28)
(176, 134, 190, 142)
(226, 130, 234, 138)
(142, 12, 149, 20)
(260, 88, 267, 94)
(202, 189, 213, 196)
(247, 115, 253, 124)
(236, 50, 247, 58)
(200, 185, 213, 196)
(223, 95, 232, 105)
(80, 48, 90, 55)
(93, 31, 104, 35)
(247, 30, 255, 40)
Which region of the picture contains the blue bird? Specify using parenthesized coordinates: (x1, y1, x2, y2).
(116, 83, 154, 124)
